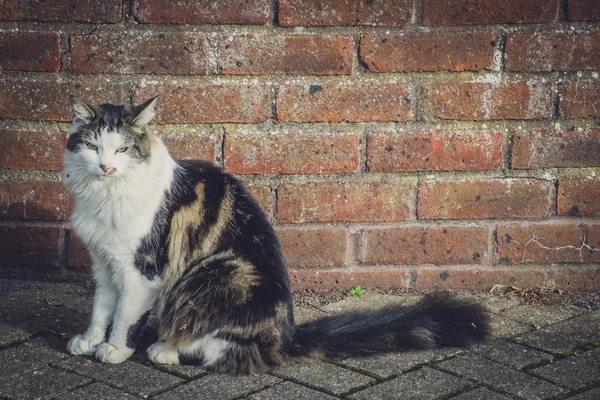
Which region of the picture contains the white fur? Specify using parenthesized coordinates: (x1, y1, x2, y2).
(64, 127, 176, 364)
(147, 342, 180, 365)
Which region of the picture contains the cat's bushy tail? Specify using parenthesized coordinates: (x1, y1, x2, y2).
(287, 294, 489, 359)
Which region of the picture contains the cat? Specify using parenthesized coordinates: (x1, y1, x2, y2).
(63, 97, 489, 374)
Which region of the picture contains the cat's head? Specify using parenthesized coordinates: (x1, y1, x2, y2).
(64, 97, 157, 180)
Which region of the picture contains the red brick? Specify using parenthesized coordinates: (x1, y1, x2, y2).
(0, 31, 60, 72)
(277, 81, 411, 123)
(278, 182, 413, 223)
(0, 0, 121, 23)
(368, 130, 502, 173)
(496, 222, 600, 264)
(156, 129, 217, 163)
(567, 0, 600, 21)
(560, 78, 600, 118)
(0, 180, 71, 220)
(133, 0, 269, 24)
(0, 129, 66, 171)
(134, 80, 268, 124)
(278, 0, 412, 26)
(418, 179, 552, 220)
(548, 266, 600, 292)
(0, 74, 123, 121)
(71, 32, 206, 75)
(360, 31, 496, 73)
(511, 128, 600, 169)
(415, 267, 547, 291)
(506, 31, 600, 72)
(69, 231, 91, 268)
(0, 225, 63, 267)
(219, 34, 352, 75)
(246, 185, 271, 217)
(422, 0, 557, 26)
(423, 80, 553, 120)
(276, 227, 347, 268)
(290, 270, 412, 291)
(224, 132, 359, 174)
(558, 176, 600, 217)
(362, 226, 488, 265)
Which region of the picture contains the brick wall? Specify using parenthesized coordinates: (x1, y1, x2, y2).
(1, 0, 599, 291)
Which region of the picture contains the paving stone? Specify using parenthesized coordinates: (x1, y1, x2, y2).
(340, 348, 463, 378)
(471, 339, 554, 370)
(322, 294, 421, 314)
(0, 336, 69, 381)
(349, 366, 473, 400)
(0, 280, 92, 344)
(0, 367, 92, 400)
(436, 354, 565, 399)
(294, 306, 327, 324)
(275, 360, 374, 395)
(249, 381, 338, 400)
(54, 357, 183, 397)
(514, 310, 600, 353)
(499, 304, 584, 329)
(451, 387, 512, 399)
(154, 363, 206, 379)
(487, 312, 534, 338)
(481, 296, 523, 314)
(530, 348, 600, 389)
(55, 382, 137, 399)
(153, 373, 280, 400)
(569, 388, 600, 400)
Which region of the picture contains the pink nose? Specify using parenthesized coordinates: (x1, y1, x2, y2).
(100, 165, 108, 173)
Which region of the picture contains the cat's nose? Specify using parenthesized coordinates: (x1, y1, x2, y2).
(100, 164, 108, 173)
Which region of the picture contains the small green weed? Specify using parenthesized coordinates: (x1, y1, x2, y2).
(350, 286, 366, 297)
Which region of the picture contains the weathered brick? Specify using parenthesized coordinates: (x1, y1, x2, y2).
(422, 0, 557, 25)
(549, 266, 600, 291)
(219, 34, 352, 75)
(368, 130, 502, 172)
(496, 222, 600, 264)
(361, 226, 488, 265)
(360, 31, 496, 72)
(277, 81, 411, 123)
(278, 0, 412, 26)
(423, 79, 553, 120)
(0, 0, 122, 23)
(415, 267, 547, 290)
(0, 225, 63, 267)
(245, 185, 271, 217)
(0, 180, 71, 220)
(418, 179, 552, 220)
(69, 231, 91, 268)
(506, 31, 600, 72)
(0, 31, 60, 72)
(134, 80, 268, 124)
(511, 129, 600, 169)
(567, 0, 600, 21)
(0, 74, 123, 121)
(290, 270, 412, 291)
(224, 133, 359, 174)
(560, 78, 600, 118)
(277, 182, 413, 223)
(133, 0, 269, 24)
(71, 32, 206, 75)
(154, 128, 217, 162)
(0, 128, 66, 171)
(558, 176, 600, 217)
(276, 227, 347, 268)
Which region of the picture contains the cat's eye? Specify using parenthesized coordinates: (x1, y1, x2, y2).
(116, 147, 129, 153)
(86, 143, 98, 151)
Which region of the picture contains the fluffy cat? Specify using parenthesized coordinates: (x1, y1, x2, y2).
(63, 97, 489, 374)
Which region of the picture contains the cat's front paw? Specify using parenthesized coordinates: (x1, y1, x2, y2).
(95, 342, 133, 364)
(67, 334, 104, 356)
(147, 342, 180, 365)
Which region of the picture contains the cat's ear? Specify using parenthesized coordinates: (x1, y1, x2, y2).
(70, 96, 95, 124)
(131, 97, 158, 127)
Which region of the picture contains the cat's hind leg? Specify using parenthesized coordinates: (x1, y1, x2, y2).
(147, 332, 230, 369)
